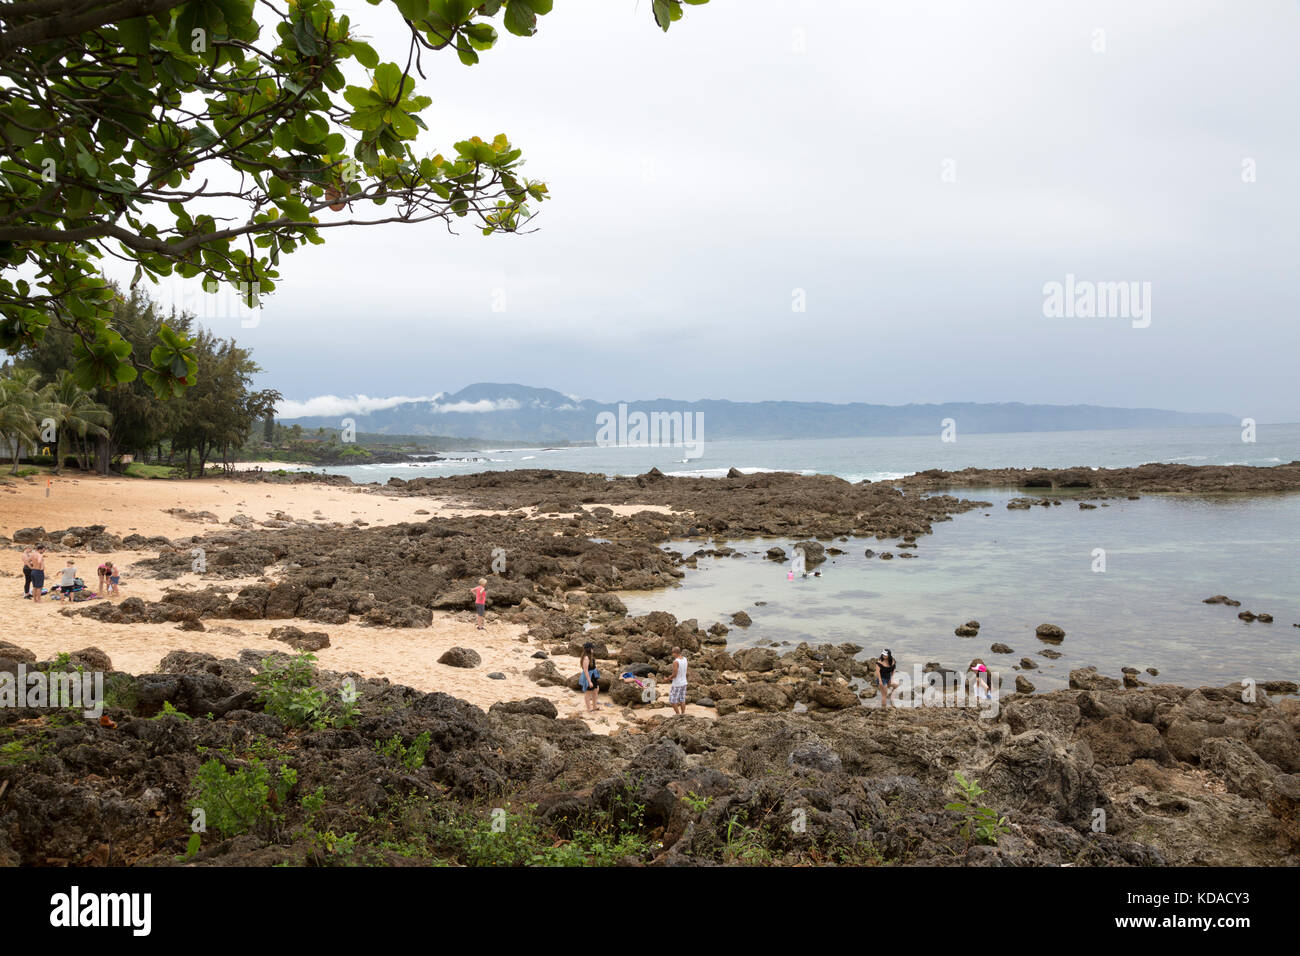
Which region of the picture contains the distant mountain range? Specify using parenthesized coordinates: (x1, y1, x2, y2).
(277, 383, 1239, 444)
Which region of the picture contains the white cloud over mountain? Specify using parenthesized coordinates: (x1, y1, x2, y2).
(428, 399, 522, 414)
(276, 394, 439, 418)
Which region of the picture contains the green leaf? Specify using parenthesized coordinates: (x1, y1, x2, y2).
(118, 18, 152, 55)
(294, 113, 328, 144)
(652, 0, 673, 31)
(456, 36, 479, 66)
(292, 15, 320, 56)
(350, 41, 379, 68)
(503, 0, 537, 37)
(373, 63, 402, 101)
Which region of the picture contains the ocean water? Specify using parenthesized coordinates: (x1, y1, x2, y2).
(619, 490, 1300, 692)
(293, 423, 1300, 485)
(293, 424, 1299, 690)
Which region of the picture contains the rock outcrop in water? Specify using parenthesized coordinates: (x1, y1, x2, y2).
(902, 461, 1300, 494)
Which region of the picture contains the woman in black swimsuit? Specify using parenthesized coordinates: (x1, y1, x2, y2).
(875, 649, 897, 709)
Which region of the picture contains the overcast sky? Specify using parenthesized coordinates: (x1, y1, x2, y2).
(131, 0, 1300, 423)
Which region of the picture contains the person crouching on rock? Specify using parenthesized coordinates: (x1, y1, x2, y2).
(471, 577, 487, 630)
(580, 642, 601, 713)
(668, 646, 688, 716)
(968, 660, 992, 700)
(874, 649, 897, 709)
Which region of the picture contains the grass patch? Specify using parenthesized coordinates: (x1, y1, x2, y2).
(123, 462, 181, 479)
(358, 793, 655, 867)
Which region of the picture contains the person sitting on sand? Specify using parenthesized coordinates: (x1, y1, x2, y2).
(56, 556, 76, 595)
(58, 560, 78, 594)
(29, 546, 46, 603)
(668, 646, 688, 716)
(471, 577, 487, 630)
(579, 641, 601, 713)
(874, 648, 897, 709)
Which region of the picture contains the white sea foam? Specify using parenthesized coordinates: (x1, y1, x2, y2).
(659, 466, 818, 479)
(842, 472, 912, 483)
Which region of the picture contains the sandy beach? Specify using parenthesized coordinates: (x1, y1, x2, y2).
(0, 472, 696, 732)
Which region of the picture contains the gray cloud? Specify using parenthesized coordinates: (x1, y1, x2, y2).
(117, 0, 1300, 423)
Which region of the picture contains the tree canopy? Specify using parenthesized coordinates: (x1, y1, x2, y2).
(13, 280, 281, 474)
(0, 0, 707, 396)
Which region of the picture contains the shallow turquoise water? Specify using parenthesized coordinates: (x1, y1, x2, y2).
(619, 490, 1300, 692)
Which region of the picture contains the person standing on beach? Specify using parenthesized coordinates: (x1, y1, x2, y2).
(29, 546, 46, 603)
(471, 577, 487, 630)
(21, 546, 33, 598)
(874, 649, 897, 709)
(668, 646, 688, 715)
(580, 641, 601, 713)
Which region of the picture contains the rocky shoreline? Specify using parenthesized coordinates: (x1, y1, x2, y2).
(2, 464, 1297, 865)
(0, 641, 1295, 866)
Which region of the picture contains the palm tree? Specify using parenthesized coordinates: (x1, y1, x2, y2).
(41, 370, 112, 474)
(0, 367, 42, 474)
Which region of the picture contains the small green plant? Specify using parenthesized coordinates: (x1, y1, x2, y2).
(102, 674, 139, 711)
(944, 772, 1011, 847)
(0, 738, 44, 767)
(251, 652, 327, 728)
(297, 786, 359, 864)
(183, 833, 202, 859)
(188, 750, 297, 839)
(682, 790, 713, 813)
(331, 694, 361, 729)
(723, 815, 772, 864)
(153, 701, 191, 721)
(375, 731, 432, 771)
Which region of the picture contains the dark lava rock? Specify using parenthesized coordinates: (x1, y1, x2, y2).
(438, 647, 482, 669)
(268, 626, 330, 652)
(489, 697, 558, 719)
(1035, 623, 1066, 643)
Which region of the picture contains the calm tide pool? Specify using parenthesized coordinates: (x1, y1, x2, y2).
(618, 491, 1300, 693)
